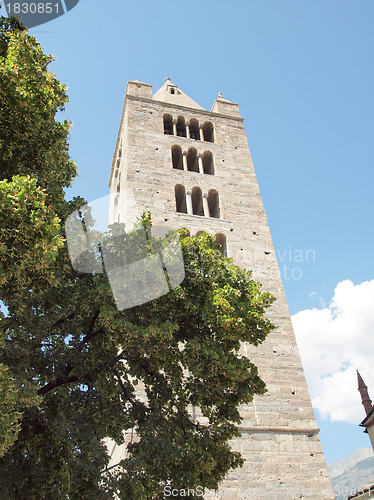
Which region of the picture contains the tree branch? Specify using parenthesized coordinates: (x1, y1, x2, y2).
(37, 350, 127, 396)
(37, 375, 79, 395)
(50, 312, 76, 329)
(113, 368, 135, 405)
(77, 310, 100, 351)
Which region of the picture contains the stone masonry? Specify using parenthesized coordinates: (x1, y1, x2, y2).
(107, 79, 335, 499)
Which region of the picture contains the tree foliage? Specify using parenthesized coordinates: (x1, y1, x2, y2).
(0, 18, 275, 499)
(0, 22, 76, 212)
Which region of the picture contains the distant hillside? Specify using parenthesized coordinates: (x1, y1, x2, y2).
(328, 448, 374, 500)
(328, 448, 373, 478)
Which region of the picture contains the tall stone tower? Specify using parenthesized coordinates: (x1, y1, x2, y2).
(108, 79, 334, 499)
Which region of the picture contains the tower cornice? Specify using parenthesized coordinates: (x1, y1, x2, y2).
(126, 94, 245, 123)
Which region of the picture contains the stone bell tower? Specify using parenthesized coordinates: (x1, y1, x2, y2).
(108, 78, 334, 499)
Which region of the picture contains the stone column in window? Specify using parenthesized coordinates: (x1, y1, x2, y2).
(186, 190, 193, 215)
(186, 122, 190, 139)
(173, 119, 177, 137)
(183, 151, 188, 171)
(199, 127, 205, 142)
(203, 193, 210, 217)
(198, 154, 204, 174)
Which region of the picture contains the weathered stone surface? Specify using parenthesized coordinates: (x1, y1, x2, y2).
(108, 80, 335, 499)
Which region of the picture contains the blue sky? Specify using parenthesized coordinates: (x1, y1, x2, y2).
(3, 0, 374, 465)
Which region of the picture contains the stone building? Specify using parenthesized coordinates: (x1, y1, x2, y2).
(107, 78, 334, 499)
(345, 372, 374, 500)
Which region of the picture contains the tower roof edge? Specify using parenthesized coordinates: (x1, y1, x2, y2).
(211, 93, 241, 118)
(126, 80, 153, 99)
(153, 79, 205, 110)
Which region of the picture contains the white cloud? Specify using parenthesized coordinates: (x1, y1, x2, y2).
(292, 279, 374, 424)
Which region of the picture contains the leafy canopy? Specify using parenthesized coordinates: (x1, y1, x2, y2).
(0, 18, 275, 500)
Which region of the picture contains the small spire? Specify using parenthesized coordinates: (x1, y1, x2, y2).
(166, 77, 171, 82)
(357, 370, 373, 416)
(218, 92, 223, 98)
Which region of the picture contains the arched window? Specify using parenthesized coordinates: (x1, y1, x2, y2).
(202, 151, 214, 175)
(176, 116, 186, 138)
(202, 122, 214, 143)
(171, 145, 183, 170)
(164, 114, 173, 135)
(215, 234, 227, 257)
(207, 189, 220, 218)
(116, 182, 120, 193)
(189, 119, 200, 140)
(187, 147, 198, 172)
(175, 185, 187, 213)
(191, 187, 204, 216)
(196, 230, 205, 237)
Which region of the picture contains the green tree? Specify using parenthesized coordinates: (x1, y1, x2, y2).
(0, 19, 275, 499)
(0, 14, 72, 462)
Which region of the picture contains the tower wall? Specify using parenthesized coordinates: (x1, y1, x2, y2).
(109, 81, 334, 499)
